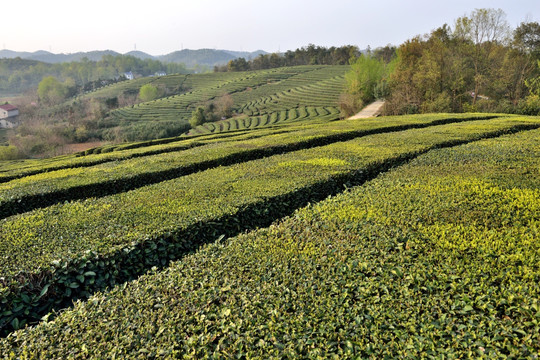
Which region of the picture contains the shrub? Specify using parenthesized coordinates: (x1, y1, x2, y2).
(189, 106, 206, 128)
(338, 93, 363, 118)
(518, 95, 540, 115)
(421, 93, 452, 113)
(0, 145, 22, 160)
(138, 84, 159, 102)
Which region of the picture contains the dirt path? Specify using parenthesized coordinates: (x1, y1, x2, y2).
(62, 141, 109, 154)
(348, 100, 385, 119)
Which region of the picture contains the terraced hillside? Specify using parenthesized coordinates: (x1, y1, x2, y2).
(62, 65, 348, 139)
(1, 113, 539, 358)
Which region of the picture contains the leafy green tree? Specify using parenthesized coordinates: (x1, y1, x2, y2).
(514, 21, 540, 58)
(346, 55, 387, 103)
(227, 58, 249, 71)
(189, 106, 206, 128)
(37, 76, 69, 105)
(520, 61, 540, 115)
(0, 145, 22, 160)
(139, 84, 159, 102)
(217, 45, 361, 72)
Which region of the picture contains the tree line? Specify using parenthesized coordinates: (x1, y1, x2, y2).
(214, 45, 361, 72)
(0, 55, 189, 95)
(343, 9, 540, 116)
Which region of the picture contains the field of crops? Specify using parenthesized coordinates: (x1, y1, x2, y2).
(72, 65, 348, 139)
(0, 113, 539, 358)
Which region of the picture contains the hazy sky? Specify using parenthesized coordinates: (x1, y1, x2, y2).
(3, 0, 539, 55)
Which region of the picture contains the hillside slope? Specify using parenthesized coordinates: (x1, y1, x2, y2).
(55, 65, 349, 141)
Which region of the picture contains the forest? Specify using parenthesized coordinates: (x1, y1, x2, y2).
(0, 55, 188, 96)
(343, 9, 540, 116)
(214, 44, 361, 71)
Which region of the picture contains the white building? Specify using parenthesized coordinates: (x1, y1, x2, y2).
(0, 104, 19, 129)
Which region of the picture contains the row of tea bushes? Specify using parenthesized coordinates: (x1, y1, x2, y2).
(0, 114, 502, 218)
(191, 106, 342, 135)
(0, 113, 499, 183)
(1, 117, 536, 335)
(0, 121, 299, 183)
(2, 126, 538, 357)
(107, 66, 339, 126)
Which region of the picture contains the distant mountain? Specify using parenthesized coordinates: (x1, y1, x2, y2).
(0, 49, 268, 67)
(223, 50, 267, 59)
(24, 50, 64, 63)
(124, 51, 155, 60)
(0, 50, 36, 59)
(157, 49, 267, 67)
(28, 50, 122, 63)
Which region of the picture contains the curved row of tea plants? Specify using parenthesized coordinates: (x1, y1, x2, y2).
(104, 66, 348, 137)
(1, 126, 538, 358)
(1, 117, 536, 335)
(237, 75, 346, 116)
(106, 66, 328, 125)
(221, 66, 348, 113)
(194, 70, 347, 134)
(0, 114, 505, 217)
(190, 106, 341, 135)
(0, 122, 303, 183)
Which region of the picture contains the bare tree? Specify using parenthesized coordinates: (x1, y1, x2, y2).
(454, 8, 510, 45)
(454, 8, 511, 104)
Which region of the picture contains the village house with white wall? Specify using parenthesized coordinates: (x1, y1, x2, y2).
(0, 104, 20, 129)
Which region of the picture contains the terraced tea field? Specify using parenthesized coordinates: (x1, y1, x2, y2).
(1, 113, 539, 358)
(49, 65, 349, 140)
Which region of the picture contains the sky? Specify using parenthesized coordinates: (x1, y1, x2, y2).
(2, 0, 539, 55)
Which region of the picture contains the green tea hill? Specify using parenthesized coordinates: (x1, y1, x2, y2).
(50, 65, 349, 141)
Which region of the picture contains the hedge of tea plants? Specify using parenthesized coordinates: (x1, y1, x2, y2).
(1, 116, 536, 335)
(0, 114, 502, 218)
(106, 66, 343, 126)
(1, 125, 538, 358)
(0, 122, 299, 183)
(0, 110, 495, 184)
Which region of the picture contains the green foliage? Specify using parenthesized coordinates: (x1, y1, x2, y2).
(513, 21, 540, 58)
(3, 65, 350, 155)
(518, 94, 540, 115)
(189, 106, 206, 128)
(0, 146, 22, 160)
(0, 114, 537, 337)
(0, 120, 539, 357)
(216, 44, 360, 72)
(104, 96, 118, 109)
(95, 65, 349, 139)
(383, 9, 538, 115)
(0, 54, 188, 96)
(37, 76, 69, 106)
(345, 55, 387, 103)
(0, 113, 500, 220)
(525, 60, 540, 96)
(421, 92, 452, 113)
(138, 84, 159, 102)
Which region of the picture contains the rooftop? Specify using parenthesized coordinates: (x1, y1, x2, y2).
(0, 104, 18, 111)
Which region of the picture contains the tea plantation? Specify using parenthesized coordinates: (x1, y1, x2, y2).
(0, 112, 539, 358)
(66, 65, 349, 140)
